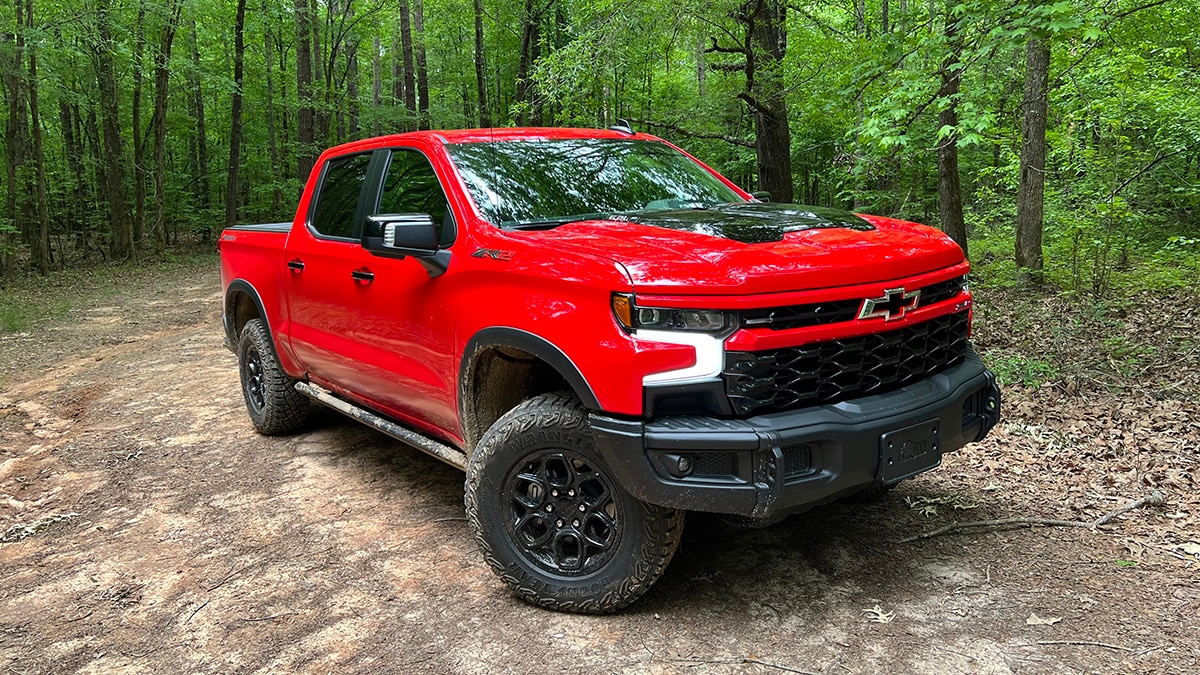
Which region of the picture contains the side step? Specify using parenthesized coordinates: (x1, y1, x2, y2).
(294, 382, 468, 470)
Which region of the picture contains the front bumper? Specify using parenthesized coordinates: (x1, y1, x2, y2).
(590, 349, 1000, 518)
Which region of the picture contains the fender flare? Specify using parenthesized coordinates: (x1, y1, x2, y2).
(458, 327, 601, 413)
(223, 279, 273, 350)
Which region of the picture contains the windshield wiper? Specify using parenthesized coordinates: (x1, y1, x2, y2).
(503, 213, 607, 231)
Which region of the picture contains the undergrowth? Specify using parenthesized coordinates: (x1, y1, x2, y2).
(0, 250, 217, 335)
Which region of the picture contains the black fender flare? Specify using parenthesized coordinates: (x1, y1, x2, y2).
(223, 279, 273, 351)
(458, 327, 601, 413)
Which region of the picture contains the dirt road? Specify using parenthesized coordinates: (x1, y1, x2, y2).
(1, 260, 1196, 674)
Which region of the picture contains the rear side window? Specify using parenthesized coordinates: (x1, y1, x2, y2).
(372, 149, 455, 247)
(310, 152, 373, 238)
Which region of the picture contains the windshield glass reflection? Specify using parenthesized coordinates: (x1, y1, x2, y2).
(445, 139, 744, 228)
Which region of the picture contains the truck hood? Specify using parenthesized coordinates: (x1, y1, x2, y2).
(528, 203, 965, 295)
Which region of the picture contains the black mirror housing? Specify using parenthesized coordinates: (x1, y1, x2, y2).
(362, 213, 451, 277)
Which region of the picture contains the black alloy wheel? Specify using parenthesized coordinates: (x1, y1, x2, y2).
(504, 449, 620, 576)
(465, 392, 683, 613)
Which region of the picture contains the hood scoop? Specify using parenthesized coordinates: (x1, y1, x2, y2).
(615, 202, 875, 244)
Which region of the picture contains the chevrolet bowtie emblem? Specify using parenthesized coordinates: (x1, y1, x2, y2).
(859, 287, 920, 321)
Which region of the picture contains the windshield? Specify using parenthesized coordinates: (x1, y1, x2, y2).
(444, 138, 744, 228)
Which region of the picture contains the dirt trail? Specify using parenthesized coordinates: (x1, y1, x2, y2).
(0, 261, 1196, 674)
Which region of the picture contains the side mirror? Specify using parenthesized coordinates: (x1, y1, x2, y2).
(363, 213, 451, 277)
(751, 190, 772, 203)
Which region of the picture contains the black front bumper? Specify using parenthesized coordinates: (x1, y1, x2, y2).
(590, 349, 1000, 519)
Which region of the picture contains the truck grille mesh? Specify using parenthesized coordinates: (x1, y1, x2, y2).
(724, 311, 970, 416)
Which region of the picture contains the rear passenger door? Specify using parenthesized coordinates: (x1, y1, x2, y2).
(347, 147, 461, 438)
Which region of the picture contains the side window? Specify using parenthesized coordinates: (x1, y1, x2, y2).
(372, 149, 455, 246)
(310, 152, 373, 239)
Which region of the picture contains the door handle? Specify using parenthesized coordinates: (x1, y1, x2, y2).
(287, 259, 305, 271)
(351, 269, 375, 283)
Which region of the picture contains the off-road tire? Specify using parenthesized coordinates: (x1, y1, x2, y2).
(465, 392, 683, 613)
(237, 318, 310, 435)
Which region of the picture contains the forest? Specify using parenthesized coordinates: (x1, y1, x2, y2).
(0, 0, 1196, 297)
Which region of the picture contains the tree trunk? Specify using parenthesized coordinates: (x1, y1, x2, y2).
(413, 0, 429, 129)
(372, 36, 382, 135)
(59, 98, 87, 252)
(392, 34, 404, 111)
(2, 0, 27, 276)
(399, 1, 417, 126)
(93, 0, 133, 261)
(265, 0, 282, 212)
(150, 0, 180, 254)
(1016, 36, 1050, 281)
(935, 12, 967, 257)
(225, 0, 246, 230)
(25, 0, 49, 273)
(188, 20, 210, 211)
(744, 0, 793, 203)
(131, 0, 146, 248)
(515, 0, 540, 126)
(346, 24, 360, 138)
(473, 0, 490, 127)
(296, 0, 315, 183)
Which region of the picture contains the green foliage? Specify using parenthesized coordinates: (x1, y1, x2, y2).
(0, 0, 1194, 295)
(987, 350, 1061, 387)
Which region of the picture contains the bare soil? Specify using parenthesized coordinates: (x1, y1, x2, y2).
(1, 258, 1197, 674)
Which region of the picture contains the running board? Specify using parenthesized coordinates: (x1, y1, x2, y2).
(294, 382, 468, 470)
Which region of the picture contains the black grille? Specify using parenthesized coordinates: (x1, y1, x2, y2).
(782, 445, 814, 478)
(917, 276, 965, 307)
(724, 312, 971, 416)
(691, 452, 737, 478)
(741, 299, 862, 330)
(740, 276, 965, 331)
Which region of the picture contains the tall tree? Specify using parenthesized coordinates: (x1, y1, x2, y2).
(25, 0, 50, 273)
(935, 8, 967, 257)
(296, 0, 315, 182)
(708, 0, 794, 202)
(2, 0, 29, 276)
(264, 0, 283, 211)
(225, 0, 247, 229)
(131, 1, 146, 247)
(92, 0, 133, 261)
(1016, 35, 1050, 281)
(399, 0, 417, 124)
(187, 20, 210, 212)
(150, 0, 181, 252)
(473, 0, 490, 127)
(413, 0, 429, 129)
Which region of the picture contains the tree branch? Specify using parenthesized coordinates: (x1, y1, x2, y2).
(628, 118, 754, 149)
(705, 36, 746, 55)
(900, 491, 1164, 544)
(1105, 147, 1194, 200)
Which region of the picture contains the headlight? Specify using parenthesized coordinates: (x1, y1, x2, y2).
(612, 293, 735, 333)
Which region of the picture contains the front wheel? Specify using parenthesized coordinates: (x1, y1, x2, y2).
(237, 318, 310, 435)
(465, 393, 683, 613)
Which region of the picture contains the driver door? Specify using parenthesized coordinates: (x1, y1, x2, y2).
(345, 147, 461, 438)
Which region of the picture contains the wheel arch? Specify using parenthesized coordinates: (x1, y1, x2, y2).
(224, 279, 272, 349)
(458, 327, 601, 453)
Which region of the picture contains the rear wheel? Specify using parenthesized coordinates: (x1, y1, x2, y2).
(465, 392, 682, 613)
(237, 318, 310, 435)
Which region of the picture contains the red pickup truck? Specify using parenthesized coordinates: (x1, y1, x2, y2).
(219, 126, 1000, 613)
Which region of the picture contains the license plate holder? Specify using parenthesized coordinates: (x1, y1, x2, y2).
(880, 418, 942, 483)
